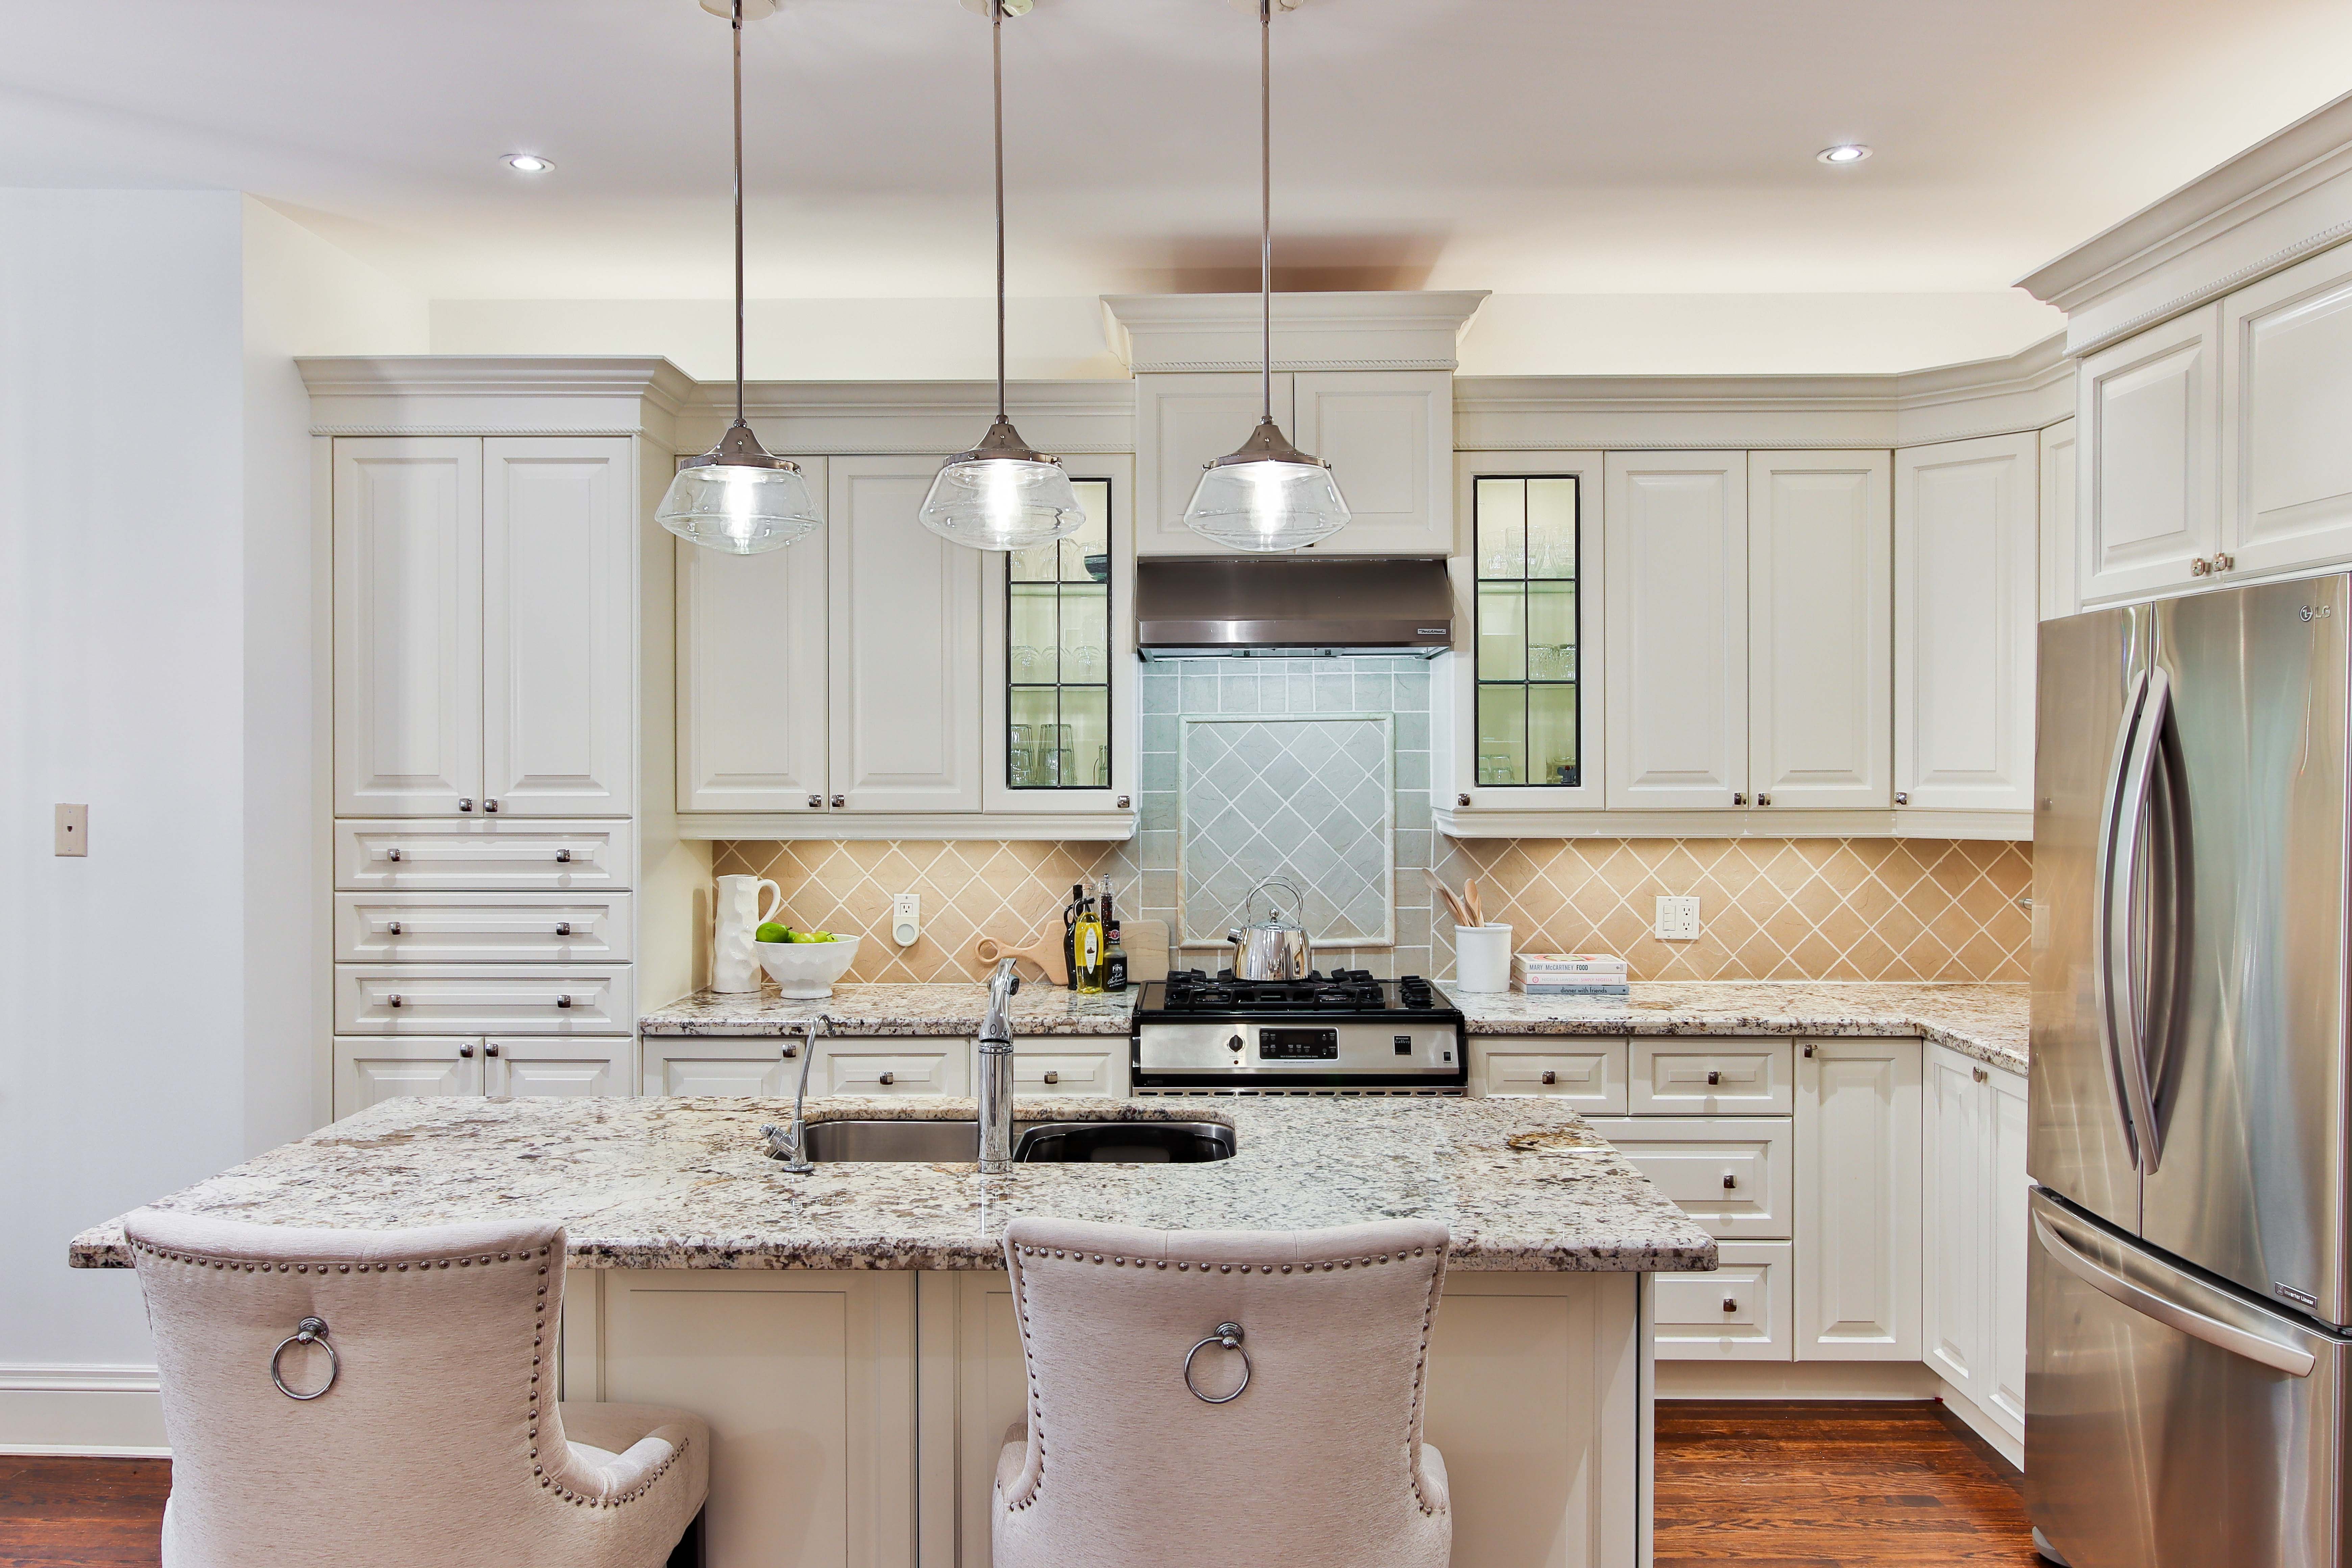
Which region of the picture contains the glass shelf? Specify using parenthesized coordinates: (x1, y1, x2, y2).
(1006, 478, 1112, 789)
(1472, 475, 1579, 787)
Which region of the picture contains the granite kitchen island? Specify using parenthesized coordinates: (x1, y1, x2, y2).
(75, 1093, 1709, 1568)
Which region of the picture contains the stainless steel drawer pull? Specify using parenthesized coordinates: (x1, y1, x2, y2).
(485, 1043, 500, 1057)
(386, 993, 402, 1008)
(386, 921, 402, 936)
(387, 848, 402, 862)
(555, 849, 572, 863)
(483, 799, 499, 813)
(1723, 1298, 1738, 1313)
(555, 995, 572, 1009)
(1757, 793, 1773, 806)
(1723, 1173, 1737, 1189)
(1540, 1070, 1558, 1085)
(1042, 1071, 1059, 1084)
(1894, 791, 1910, 806)
(1973, 1065, 1989, 1083)
(1706, 1070, 1721, 1085)
(831, 795, 847, 809)
(877, 1071, 895, 1085)
(807, 794, 822, 809)
(1732, 792, 1747, 806)
(459, 1043, 474, 1057)
(459, 798, 474, 812)
(555, 922, 572, 937)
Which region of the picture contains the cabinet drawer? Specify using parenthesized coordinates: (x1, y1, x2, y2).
(333, 1036, 485, 1119)
(1630, 1038, 1793, 1114)
(1651, 1242, 1792, 1361)
(337, 965, 634, 1035)
(1473, 1038, 1628, 1111)
(642, 1037, 796, 1098)
(1582, 1117, 1792, 1239)
(817, 1039, 970, 1097)
(490, 1037, 634, 1098)
(1013, 1047, 1128, 1098)
(335, 892, 633, 963)
(336, 819, 634, 892)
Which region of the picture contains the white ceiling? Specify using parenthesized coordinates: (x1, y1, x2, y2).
(4, 0, 2350, 305)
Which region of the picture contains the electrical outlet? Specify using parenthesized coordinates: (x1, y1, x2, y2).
(1655, 895, 1700, 941)
(54, 804, 88, 857)
(891, 893, 921, 947)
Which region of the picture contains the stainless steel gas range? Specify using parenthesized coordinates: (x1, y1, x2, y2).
(1129, 969, 1467, 1095)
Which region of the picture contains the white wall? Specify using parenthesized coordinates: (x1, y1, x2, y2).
(0, 190, 424, 1452)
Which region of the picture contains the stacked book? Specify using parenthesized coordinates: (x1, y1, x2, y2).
(1513, 953, 1631, 997)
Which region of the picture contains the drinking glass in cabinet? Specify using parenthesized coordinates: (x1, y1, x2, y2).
(1008, 725, 1036, 786)
(1476, 476, 1528, 578)
(1095, 744, 1111, 787)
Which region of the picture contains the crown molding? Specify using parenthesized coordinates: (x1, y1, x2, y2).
(674, 379, 1136, 456)
(2017, 89, 2352, 355)
(1100, 290, 1490, 373)
(299, 355, 695, 441)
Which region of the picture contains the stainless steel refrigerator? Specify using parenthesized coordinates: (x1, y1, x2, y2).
(2031, 573, 2352, 1568)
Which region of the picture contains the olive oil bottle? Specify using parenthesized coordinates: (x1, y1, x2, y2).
(1073, 892, 1108, 995)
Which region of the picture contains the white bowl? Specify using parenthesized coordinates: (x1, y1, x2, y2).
(753, 935, 861, 999)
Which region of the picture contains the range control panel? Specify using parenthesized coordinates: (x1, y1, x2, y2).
(1134, 1019, 1462, 1080)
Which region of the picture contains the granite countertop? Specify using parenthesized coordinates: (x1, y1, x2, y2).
(641, 983, 1140, 1038)
(70, 1095, 1715, 1276)
(1456, 981, 2027, 1074)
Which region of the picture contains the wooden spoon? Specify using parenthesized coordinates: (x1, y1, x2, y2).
(1464, 878, 1486, 928)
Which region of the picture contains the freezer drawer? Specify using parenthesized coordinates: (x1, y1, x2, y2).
(2027, 1188, 2352, 1568)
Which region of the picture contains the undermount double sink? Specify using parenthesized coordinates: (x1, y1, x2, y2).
(797, 1119, 1236, 1165)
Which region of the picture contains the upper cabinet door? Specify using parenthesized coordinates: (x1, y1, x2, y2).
(1606, 453, 1748, 808)
(1133, 372, 1293, 556)
(334, 438, 483, 817)
(1291, 370, 1452, 556)
(2078, 303, 2221, 604)
(676, 457, 830, 814)
(481, 439, 635, 817)
(1895, 433, 2038, 812)
(2221, 244, 2352, 578)
(2038, 418, 2078, 621)
(1748, 451, 1892, 810)
(828, 457, 983, 813)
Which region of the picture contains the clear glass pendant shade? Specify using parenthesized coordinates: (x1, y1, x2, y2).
(918, 418, 1086, 550)
(657, 424, 822, 556)
(1181, 418, 1351, 553)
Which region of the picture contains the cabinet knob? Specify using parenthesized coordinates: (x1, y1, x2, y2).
(386, 921, 402, 936)
(386, 993, 402, 1008)
(1456, 793, 1471, 808)
(1757, 793, 1772, 807)
(459, 1043, 474, 1057)
(808, 794, 823, 809)
(555, 995, 572, 1009)
(555, 922, 572, 937)
(1973, 1065, 1989, 1083)
(459, 798, 474, 813)
(1803, 1043, 1816, 1058)
(1723, 1173, 1737, 1189)
(831, 795, 847, 809)
(1540, 1070, 1558, 1085)
(555, 849, 572, 863)
(1116, 795, 1132, 810)
(1894, 791, 1909, 806)
(1043, 1070, 1059, 1084)
(1706, 1070, 1721, 1086)
(387, 847, 402, 862)
(1723, 1297, 1738, 1313)
(1732, 792, 1746, 806)
(2214, 553, 2234, 572)
(878, 1071, 895, 1085)
(485, 1042, 500, 1058)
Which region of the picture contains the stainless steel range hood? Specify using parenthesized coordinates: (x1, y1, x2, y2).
(1134, 557, 1454, 659)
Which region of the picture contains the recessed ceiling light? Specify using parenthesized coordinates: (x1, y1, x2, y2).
(503, 153, 555, 174)
(1816, 144, 1872, 166)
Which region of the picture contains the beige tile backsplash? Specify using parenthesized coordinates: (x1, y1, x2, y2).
(714, 835, 2031, 985)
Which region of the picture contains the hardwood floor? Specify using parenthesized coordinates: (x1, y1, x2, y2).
(1657, 1400, 2042, 1567)
(1, 1401, 2038, 1566)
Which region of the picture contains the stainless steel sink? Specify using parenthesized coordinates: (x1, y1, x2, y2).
(794, 1119, 1236, 1164)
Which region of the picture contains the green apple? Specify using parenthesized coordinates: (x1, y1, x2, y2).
(755, 922, 792, 944)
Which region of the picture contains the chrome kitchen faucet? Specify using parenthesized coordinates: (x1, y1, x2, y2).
(761, 1012, 830, 1173)
(977, 957, 1020, 1174)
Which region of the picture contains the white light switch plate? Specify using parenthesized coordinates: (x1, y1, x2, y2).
(1655, 895, 1700, 941)
(55, 804, 88, 857)
(891, 893, 920, 946)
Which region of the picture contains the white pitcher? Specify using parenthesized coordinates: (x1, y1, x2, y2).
(712, 874, 784, 994)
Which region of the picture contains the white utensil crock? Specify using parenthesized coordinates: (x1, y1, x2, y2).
(1454, 924, 1513, 995)
(713, 874, 784, 994)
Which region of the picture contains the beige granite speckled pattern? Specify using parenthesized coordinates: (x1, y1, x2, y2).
(70, 1095, 1715, 1275)
(641, 983, 1140, 1038)
(1457, 981, 2027, 1074)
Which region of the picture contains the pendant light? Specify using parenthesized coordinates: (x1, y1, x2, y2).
(657, 0, 822, 555)
(917, 0, 1086, 551)
(1182, 0, 1348, 553)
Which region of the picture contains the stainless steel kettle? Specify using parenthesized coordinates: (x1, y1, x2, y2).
(1227, 877, 1313, 981)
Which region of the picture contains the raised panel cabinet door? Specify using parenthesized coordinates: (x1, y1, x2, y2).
(1748, 451, 1893, 808)
(1291, 370, 1452, 555)
(1921, 1045, 1988, 1398)
(486, 1037, 633, 1097)
(1988, 1063, 2031, 1436)
(676, 458, 830, 813)
(1133, 372, 1294, 556)
(1894, 432, 2038, 811)
(1605, 452, 1748, 807)
(2078, 303, 2222, 603)
(2039, 418, 2079, 621)
(481, 438, 635, 816)
(1795, 1037, 1921, 1361)
(829, 457, 983, 812)
(332, 1036, 484, 1118)
(334, 437, 483, 815)
(2222, 245, 2352, 577)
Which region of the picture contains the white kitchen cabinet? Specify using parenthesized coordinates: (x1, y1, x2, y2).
(2078, 303, 2223, 603)
(1133, 373, 1294, 557)
(1290, 369, 1454, 555)
(334, 438, 483, 817)
(674, 459, 831, 814)
(333, 1036, 485, 1116)
(336, 819, 636, 892)
(1470, 1035, 1629, 1109)
(1794, 1037, 1920, 1361)
(1010, 1041, 1129, 1098)
(812, 1038, 970, 1098)
(1581, 1117, 1792, 1241)
(488, 1037, 634, 1098)
(1649, 1242, 1793, 1362)
(1894, 432, 2038, 813)
(2221, 242, 2352, 578)
(335, 964, 635, 1036)
(640, 1035, 975, 1099)
(642, 1036, 801, 1098)
(1628, 1037, 1793, 1116)
(1605, 452, 1748, 808)
(1747, 450, 1892, 810)
(334, 891, 634, 964)
(1922, 1042, 2029, 1443)
(2040, 418, 2079, 621)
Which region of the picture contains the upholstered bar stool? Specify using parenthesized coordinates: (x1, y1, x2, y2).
(125, 1209, 709, 1568)
(994, 1215, 1453, 1568)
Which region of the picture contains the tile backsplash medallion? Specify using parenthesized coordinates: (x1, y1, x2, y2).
(717, 648, 2031, 986)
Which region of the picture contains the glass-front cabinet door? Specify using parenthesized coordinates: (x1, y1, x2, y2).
(983, 455, 1136, 818)
(1436, 452, 1605, 822)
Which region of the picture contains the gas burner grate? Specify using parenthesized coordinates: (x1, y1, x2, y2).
(1157, 969, 1438, 1014)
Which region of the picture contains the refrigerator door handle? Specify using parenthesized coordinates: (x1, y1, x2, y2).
(2092, 668, 2150, 1169)
(2108, 664, 2174, 1174)
(2034, 1203, 2318, 1378)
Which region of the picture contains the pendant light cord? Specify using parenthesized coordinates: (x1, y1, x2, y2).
(1259, 0, 1272, 425)
(732, 0, 747, 431)
(994, 0, 1007, 423)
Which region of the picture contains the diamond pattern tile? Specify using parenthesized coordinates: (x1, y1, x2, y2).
(1178, 714, 1394, 947)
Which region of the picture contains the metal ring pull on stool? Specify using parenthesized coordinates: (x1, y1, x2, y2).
(270, 1316, 338, 1401)
(1183, 1321, 1251, 1404)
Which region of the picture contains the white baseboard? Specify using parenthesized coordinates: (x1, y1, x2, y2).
(1932, 1372, 2025, 1470)
(0, 1364, 169, 1456)
(1656, 1359, 1941, 1400)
